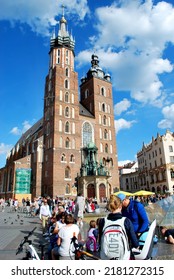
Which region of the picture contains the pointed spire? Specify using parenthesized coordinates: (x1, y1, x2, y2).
(50, 4, 75, 51)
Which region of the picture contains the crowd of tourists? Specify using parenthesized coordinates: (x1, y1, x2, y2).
(1, 192, 174, 260)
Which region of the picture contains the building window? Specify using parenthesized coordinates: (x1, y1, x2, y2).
(57, 49, 60, 64)
(101, 87, 106, 96)
(66, 50, 69, 64)
(169, 145, 173, 152)
(70, 154, 75, 162)
(170, 156, 174, 163)
(65, 107, 70, 117)
(65, 137, 70, 148)
(105, 144, 108, 153)
(103, 115, 107, 125)
(102, 103, 106, 112)
(65, 167, 70, 178)
(82, 122, 93, 147)
(65, 92, 69, 103)
(65, 79, 69, 89)
(61, 154, 66, 162)
(65, 121, 70, 133)
(65, 68, 69, 77)
(104, 129, 108, 140)
(85, 89, 89, 98)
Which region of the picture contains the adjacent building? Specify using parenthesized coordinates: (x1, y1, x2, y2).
(137, 130, 174, 194)
(119, 130, 174, 194)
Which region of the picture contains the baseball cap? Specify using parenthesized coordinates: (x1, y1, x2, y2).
(117, 193, 126, 201)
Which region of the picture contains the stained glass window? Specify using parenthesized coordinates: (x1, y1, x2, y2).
(83, 122, 93, 147)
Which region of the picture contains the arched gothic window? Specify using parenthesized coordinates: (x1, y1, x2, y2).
(65, 167, 70, 178)
(65, 80, 69, 89)
(101, 87, 106, 96)
(65, 92, 69, 103)
(65, 107, 70, 117)
(65, 68, 69, 77)
(85, 89, 89, 99)
(70, 154, 75, 162)
(65, 121, 70, 133)
(102, 103, 106, 112)
(61, 153, 66, 162)
(82, 122, 93, 147)
(65, 137, 70, 148)
(104, 129, 108, 139)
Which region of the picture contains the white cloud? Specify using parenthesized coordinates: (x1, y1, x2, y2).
(114, 98, 131, 116)
(118, 160, 133, 167)
(10, 127, 21, 136)
(10, 121, 32, 136)
(0, 143, 12, 155)
(115, 118, 137, 134)
(0, 0, 89, 36)
(158, 103, 174, 130)
(118, 159, 136, 166)
(76, 0, 174, 106)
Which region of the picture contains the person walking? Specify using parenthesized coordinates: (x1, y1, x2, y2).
(74, 193, 85, 226)
(39, 198, 52, 235)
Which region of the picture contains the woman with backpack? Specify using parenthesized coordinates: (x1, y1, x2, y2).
(98, 194, 139, 260)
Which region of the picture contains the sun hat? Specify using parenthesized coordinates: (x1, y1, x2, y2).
(117, 193, 126, 201)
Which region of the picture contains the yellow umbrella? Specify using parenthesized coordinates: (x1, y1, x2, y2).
(133, 190, 155, 196)
(114, 190, 134, 196)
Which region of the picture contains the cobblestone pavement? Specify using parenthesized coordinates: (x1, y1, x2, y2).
(0, 207, 43, 260)
(1, 206, 174, 260)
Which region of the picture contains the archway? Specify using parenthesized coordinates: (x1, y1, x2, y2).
(99, 183, 106, 202)
(87, 184, 95, 199)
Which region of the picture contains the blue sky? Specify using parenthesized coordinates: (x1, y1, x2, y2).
(1, 0, 174, 168)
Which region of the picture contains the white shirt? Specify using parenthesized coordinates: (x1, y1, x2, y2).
(39, 204, 51, 218)
(58, 224, 79, 256)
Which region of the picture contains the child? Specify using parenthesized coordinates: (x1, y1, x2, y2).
(86, 220, 98, 252)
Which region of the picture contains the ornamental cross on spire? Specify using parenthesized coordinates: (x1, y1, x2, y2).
(62, 4, 65, 17)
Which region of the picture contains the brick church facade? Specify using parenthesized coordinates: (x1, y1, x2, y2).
(0, 12, 119, 201)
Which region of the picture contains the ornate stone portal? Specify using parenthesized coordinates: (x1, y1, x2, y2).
(76, 142, 111, 202)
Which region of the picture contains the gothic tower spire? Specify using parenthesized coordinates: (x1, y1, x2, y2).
(50, 5, 75, 51)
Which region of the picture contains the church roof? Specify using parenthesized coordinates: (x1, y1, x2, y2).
(79, 103, 94, 118)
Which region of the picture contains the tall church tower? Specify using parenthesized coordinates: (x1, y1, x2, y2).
(42, 9, 119, 198)
(79, 54, 119, 198)
(42, 8, 81, 196)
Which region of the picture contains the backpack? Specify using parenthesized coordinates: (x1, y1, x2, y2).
(86, 236, 98, 252)
(100, 217, 130, 260)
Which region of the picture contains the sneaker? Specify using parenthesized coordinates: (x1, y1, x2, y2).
(43, 233, 49, 237)
(44, 237, 50, 240)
